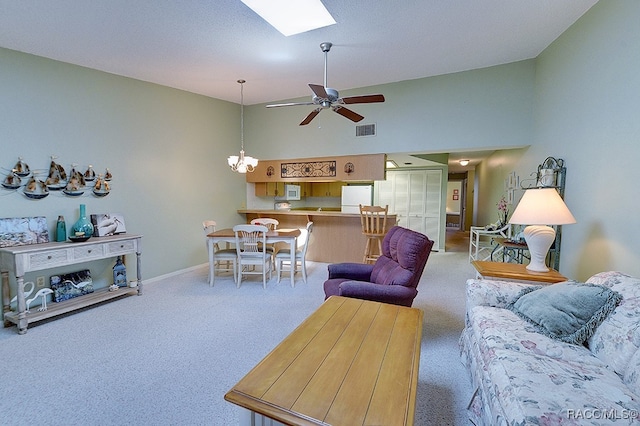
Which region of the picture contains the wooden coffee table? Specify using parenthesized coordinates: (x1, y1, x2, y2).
(224, 296, 423, 425)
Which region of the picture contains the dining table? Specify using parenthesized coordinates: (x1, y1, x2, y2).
(207, 228, 301, 287)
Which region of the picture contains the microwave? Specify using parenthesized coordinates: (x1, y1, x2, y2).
(276, 184, 301, 201)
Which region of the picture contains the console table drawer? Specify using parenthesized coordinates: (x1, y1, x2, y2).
(28, 250, 70, 269)
(106, 240, 136, 256)
(73, 244, 105, 260)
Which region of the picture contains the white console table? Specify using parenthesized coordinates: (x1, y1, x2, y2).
(1, 234, 142, 334)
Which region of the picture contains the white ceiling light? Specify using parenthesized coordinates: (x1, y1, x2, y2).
(459, 159, 469, 166)
(228, 80, 258, 173)
(240, 0, 336, 36)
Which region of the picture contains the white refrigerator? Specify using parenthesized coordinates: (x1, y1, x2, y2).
(341, 185, 373, 213)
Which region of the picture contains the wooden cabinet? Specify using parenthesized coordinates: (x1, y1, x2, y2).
(298, 182, 311, 198)
(310, 181, 345, 197)
(255, 181, 330, 198)
(254, 182, 285, 197)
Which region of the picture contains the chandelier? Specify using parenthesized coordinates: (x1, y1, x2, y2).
(227, 79, 258, 173)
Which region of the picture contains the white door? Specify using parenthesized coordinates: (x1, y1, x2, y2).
(374, 169, 443, 250)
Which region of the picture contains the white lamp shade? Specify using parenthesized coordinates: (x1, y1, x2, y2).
(509, 187, 575, 272)
(509, 188, 576, 226)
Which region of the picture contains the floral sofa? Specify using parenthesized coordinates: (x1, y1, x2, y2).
(460, 271, 640, 425)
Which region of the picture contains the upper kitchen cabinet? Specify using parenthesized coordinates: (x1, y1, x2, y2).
(246, 154, 386, 183)
(310, 181, 345, 197)
(254, 182, 285, 197)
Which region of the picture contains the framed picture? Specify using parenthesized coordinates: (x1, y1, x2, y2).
(507, 171, 517, 189)
(453, 194, 459, 200)
(453, 189, 459, 195)
(91, 213, 126, 236)
(0, 216, 49, 247)
(50, 269, 93, 302)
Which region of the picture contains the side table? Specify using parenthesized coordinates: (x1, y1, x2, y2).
(491, 237, 529, 264)
(471, 260, 567, 284)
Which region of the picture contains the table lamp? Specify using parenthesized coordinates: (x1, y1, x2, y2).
(509, 187, 576, 272)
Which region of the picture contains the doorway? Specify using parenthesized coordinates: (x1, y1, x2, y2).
(446, 175, 467, 231)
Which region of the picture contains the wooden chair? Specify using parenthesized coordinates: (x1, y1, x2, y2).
(250, 218, 279, 230)
(275, 222, 313, 284)
(233, 224, 273, 288)
(203, 220, 236, 285)
(250, 218, 279, 262)
(359, 204, 389, 264)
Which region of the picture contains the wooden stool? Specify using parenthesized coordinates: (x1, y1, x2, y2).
(359, 204, 388, 263)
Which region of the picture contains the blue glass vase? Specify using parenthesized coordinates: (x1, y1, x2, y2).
(70, 204, 94, 238)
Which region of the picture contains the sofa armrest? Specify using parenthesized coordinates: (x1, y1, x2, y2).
(465, 278, 540, 324)
(337, 280, 418, 307)
(328, 263, 374, 281)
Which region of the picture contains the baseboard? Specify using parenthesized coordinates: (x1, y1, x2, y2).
(143, 263, 207, 285)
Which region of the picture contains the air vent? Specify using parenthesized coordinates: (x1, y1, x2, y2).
(355, 123, 376, 137)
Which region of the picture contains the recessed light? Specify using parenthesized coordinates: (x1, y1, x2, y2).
(241, 0, 336, 36)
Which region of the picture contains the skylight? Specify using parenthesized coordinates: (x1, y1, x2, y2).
(240, 0, 336, 36)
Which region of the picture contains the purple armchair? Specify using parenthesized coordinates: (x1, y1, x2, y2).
(323, 226, 434, 307)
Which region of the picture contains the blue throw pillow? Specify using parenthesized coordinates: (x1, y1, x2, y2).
(507, 281, 622, 345)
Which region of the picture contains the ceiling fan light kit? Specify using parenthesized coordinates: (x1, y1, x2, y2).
(266, 42, 385, 126)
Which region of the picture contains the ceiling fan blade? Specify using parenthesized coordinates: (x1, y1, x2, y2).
(309, 84, 329, 99)
(266, 101, 315, 108)
(333, 106, 364, 123)
(300, 108, 321, 126)
(341, 94, 386, 104)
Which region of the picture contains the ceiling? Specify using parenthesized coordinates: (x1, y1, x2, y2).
(0, 0, 597, 170)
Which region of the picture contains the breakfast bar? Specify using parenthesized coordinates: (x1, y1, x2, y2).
(238, 209, 397, 264)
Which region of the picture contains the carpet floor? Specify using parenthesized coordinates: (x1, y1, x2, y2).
(0, 234, 475, 425)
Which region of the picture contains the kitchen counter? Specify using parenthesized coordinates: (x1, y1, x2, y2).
(238, 209, 397, 263)
(238, 208, 353, 217)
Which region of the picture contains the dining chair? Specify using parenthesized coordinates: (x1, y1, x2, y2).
(275, 221, 313, 284)
(250, 217, 280, 262)
(250, 218, 279, 230)
(359, 204, 389, 264)
(203, 220, 237, 285)
(233, 224, 273, 288)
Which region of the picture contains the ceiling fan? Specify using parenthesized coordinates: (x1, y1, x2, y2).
(266, 42, 385, 126)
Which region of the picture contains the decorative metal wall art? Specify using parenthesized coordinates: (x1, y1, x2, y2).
(281, 160, 336, 178)
(1, 156, 113, 199)
(344, 162, 355, 174)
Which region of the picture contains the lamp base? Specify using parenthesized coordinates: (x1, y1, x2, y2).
(522, 225, 556, 272)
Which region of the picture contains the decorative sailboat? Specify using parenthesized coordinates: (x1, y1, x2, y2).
(23, 174, 49, 199)
(63, 165, 87, 196)
(12, 158, 30, 177)
(45, 156, 67, 190)
(84, 165, 96, 181)
(2, 171, 22, 190)
(93, 173, 111, 197)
